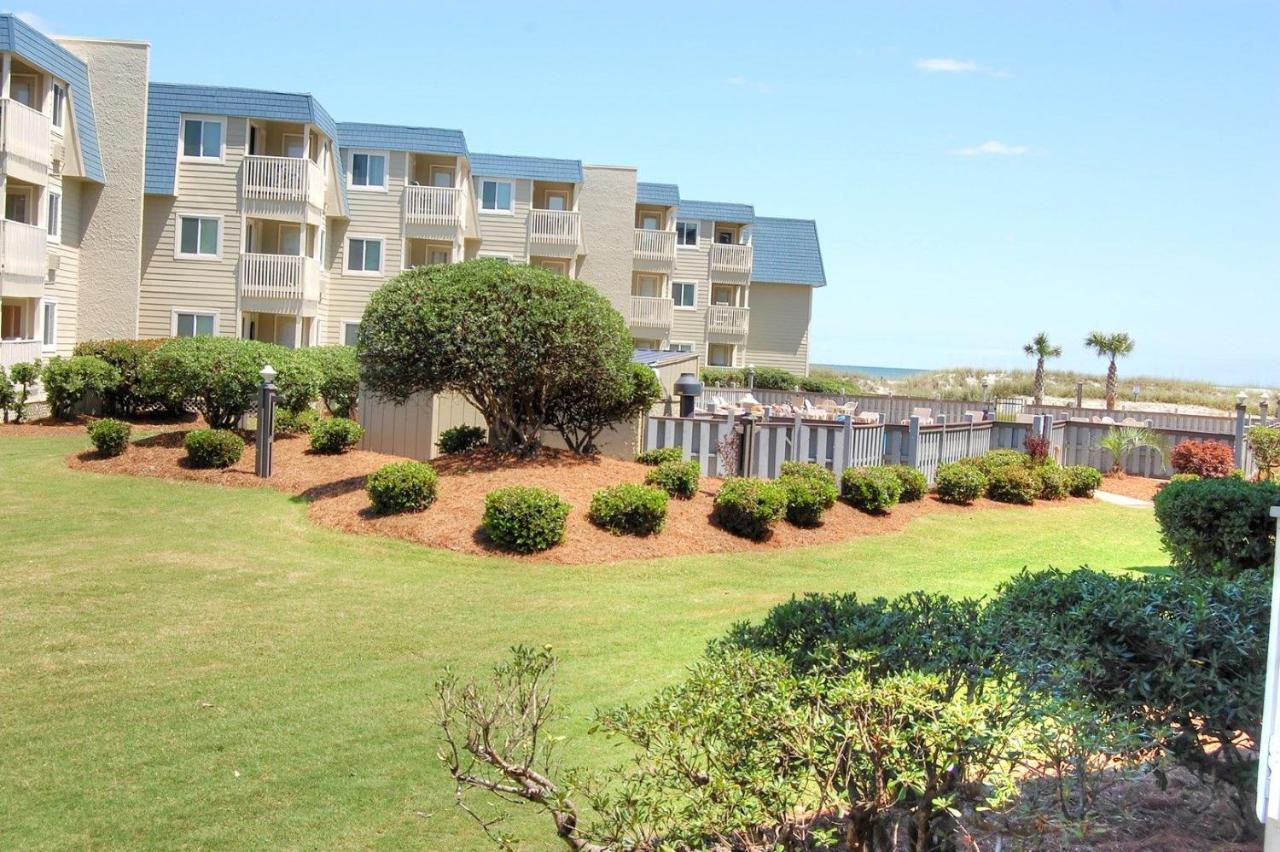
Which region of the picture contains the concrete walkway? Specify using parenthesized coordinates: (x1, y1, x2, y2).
(1094, 490, 1154, 509)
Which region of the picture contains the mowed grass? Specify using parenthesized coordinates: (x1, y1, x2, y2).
(0, 432, 1169, 850)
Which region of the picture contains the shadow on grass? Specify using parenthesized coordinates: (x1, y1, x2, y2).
(1125, 564, 1174, 576)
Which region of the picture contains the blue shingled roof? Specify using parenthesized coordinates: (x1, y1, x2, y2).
(144, 82, 346, 215)
(469, 152, 582, 182)
(750, 217, 826, 287)
(636, 182, 679, 206)
(336, 122, 467, 157)
(0, 14, 104, 183)
(676, 199, 754, 224)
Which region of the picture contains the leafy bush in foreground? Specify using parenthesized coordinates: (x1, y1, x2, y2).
(1064, 465, 1103, 497)
(1154, 476, 1280, 577)
(366, 461, 438, 515)
(6, 361, 41, 422)
(1170, 439, 1236, 479)
(887, 465, 928, 502)
(274, 408, 319, 435)
(184, 429, 244, 469)
(588, 483, 668, 536)
(309, 417, 364, 454)
(144, 337, 275, 429)
(777, 463, 838, 527)
(934, 462, 987, 504)
(74, 338, 176, 416)
(840, 466, 902, 513)
(1037, 465, 1070, 500)
(986, 466, 1040, 505)
(437, 425, 487, 455)
(644, 459, 699, 499)
(482, 486, 571, 553)
(635, 447, 682, 466)
(41, 356, 121, 420)
(87, 418, 131, 457)
(713, 477, 787, 540)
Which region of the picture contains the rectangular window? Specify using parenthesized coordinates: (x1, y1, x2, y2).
(177, 216, 220, 258)
(672, 281, 697, 308)
(51, 84, 66, 130)
(41, 301, 57, 350)
(479, 179, 513, 212)
(676, 221, 698, 246)
(46, 192, 61, 241)
(347, 238, 383, 273)
(429, 249, 451, 265)
(342, 322, 359, 347)
(668, 342, 693, 353)
(175, 312, 216, 337)
(349, 152, 387, 188)
(181, 118, 223, 159)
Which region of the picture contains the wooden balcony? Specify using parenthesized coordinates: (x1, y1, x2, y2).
(709, 243, 753, 279)
(403, 185, 463, 229)
(706, 305, 750, 337)
(632, 229, 675, 267)
(0, 338, 41, 370)
(526, 209, 581, 257)
(239, 253, 321, 310)
(0, 98, 51, 183)
(0, 220, 49, 298)
(629, 295, 673, 329)
(241, 156, 327, 218)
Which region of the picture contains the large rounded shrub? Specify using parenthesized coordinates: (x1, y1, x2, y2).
(713, 477, 787, 540)
(184, 429, 245, 469)
(934, 463, 987, 505)
(41, 355, 121, 420)
(840, 467, 903, 514)
(1154, 477, 1280, 577)
(1064, 465, 1103, 498)
(1037, 465, 1070, 501)
(779, 466, 839, 527)
(588, 483, 668, 536)
(1169, 440, 1236, 479)
(367, 461, 439, 515)
(74, 338, 176, 416)
(636, 447, 683, 466)
(87, 418, 131, 457)
(970, 449, 1029, 478)
(275, 408, 319, 435)
(887, 465, 928, 503)
(309, 417, 364, 454)
(986, 466, 1040, 505)
(644, 460, 700, 499)
(144, 337, 281, 428)
(482, 486, 572, 553)
(295, 346, 360, 417)
(437, 425, 486, 455)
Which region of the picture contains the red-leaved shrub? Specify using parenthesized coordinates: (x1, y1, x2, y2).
(1024, 434, 1051, 463)
(1169, 440, 1235, 479)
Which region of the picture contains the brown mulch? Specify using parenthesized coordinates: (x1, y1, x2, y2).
(65, 425, 1093, 565)
(1098, 474, 1165, 503)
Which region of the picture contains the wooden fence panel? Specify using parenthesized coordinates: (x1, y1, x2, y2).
(357, 386, 435, 461)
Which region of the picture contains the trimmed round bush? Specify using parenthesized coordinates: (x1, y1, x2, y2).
(887, 465, 928, 503)
(840, 466, 903, 514)
(636, 447, 683, 466)
(309, 417, 364, 454)
(1169, 440, 1236, 479)
(644, 460, 700, 499)
(42, 355, 121, 420)
(87, 418, 131, 458)
(1065, 465, 1104, 497)
(184, 428, 245, 469)
(986, 466, 1040, 505)
(437, 425, 487, 455)
(275, 408, 320, 435)
(713, 477, 787, 541)
(367, 461, 439, 515)
(589, 483, 668, 536)
(934, 462, 987, 505)
(1154, 477, 1280, 578)
(1037, 465, 1070, 501)
(779, 461, 837, 486)
(780, 471, 839, 528)
(482, 486, 572, 553)
(972, 449, 1030, 477)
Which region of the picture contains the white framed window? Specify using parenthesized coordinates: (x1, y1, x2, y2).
(346, 237, 384, 274)
(51, 84, 66, 131)
(537, 258, 569, 275)
(672, 281, 697, 309)
(174, 214, 222, 259)
(676, 221, 698, 246)
(707, 343, 734, 367)
(348, 151, 388, 190)
(429, 248, 451, 265)
(668, 341, 694, 353)
(46, 192, 61, 242)
(342, 321, 360, 347)
(40, 299, 57, 352)
(478, 179, 513, 212)
(172, 310, 217, 338)
(180, 116, 225, 161)
(477, 252, 513, 264)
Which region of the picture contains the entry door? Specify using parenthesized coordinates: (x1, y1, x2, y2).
(636, 275, 660, 298)
(711, 284, 734, 306)
(279, 225, 302, 256)
(5, 188, 31, 223)
(9, 75, 36, 108)
(430, 167, 454, 188)
(716, 228, 736, 245)
(640, 213, 661, 230)
(544, 191, 568, 211)
(1, 302, 24, 339)
(283, 134, 305, 159)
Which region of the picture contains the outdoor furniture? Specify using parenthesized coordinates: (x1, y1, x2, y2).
(911, 407, 933, 421)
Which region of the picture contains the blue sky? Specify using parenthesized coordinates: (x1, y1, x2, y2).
(18, 1, 1280, 384)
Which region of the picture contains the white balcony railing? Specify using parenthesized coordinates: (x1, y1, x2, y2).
(240, 253, 320, 302)
(0, 98, 51, 168)
(404, 185, 462, 227)
(0, 219, 48, 282)
(242, 156, 327, 209)
(706, 305, 750, 336)
(629, 296, 673, 328)
(709, 243, 753, 276)
(633, 229, 675, 264)
(527, 209, 580, 246)
(0, 338, 41, 370)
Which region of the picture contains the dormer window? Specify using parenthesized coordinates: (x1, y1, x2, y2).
(181, 117, 224, 160)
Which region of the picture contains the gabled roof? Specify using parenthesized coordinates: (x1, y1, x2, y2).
(336, 122, 468, 157)
(0, 14, 104, 183)
(750, 217, 826, 287)
(677, 199, 754, 224)
(636, 182, 679, 206)
(469, 152, 582, 183)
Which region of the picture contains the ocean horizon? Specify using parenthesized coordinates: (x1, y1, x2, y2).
(814, 364, 931, 381)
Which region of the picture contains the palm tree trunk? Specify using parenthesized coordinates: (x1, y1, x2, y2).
(1105, 360, 1118, 410)
(1033, 359, 1046, 405)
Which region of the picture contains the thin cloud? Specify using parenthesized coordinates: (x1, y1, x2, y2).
(916, 58, 980, 73)
(953, 140, 1032, 156)
(9, 10, 53, 30)
(727, 75, 776, 95)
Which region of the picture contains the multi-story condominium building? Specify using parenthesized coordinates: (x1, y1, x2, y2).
(0, 14, 826, 376)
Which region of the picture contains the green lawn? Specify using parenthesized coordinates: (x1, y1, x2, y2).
(0, 432, 1169, 850)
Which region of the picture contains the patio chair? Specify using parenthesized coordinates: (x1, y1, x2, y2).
(911, 407, 933, 421)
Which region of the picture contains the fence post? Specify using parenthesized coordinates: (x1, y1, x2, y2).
(842, 416, 854, 470)
(740, 416, 756, 478)
(793, 412, 803, 462)
(963, 412, 975, 457)
(907, 415, 921, 470)
(1236, 400, 1248, 467)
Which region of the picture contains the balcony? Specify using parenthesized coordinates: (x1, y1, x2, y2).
(632, 229, 675, 268)
(239, 253, 321, 310)
(706, 305, 750, 337)
(709, 243, 753, 279)
(0, 220, 48, 298)
(241, 156, 327, 219)
(0, 98, 51, 183)
(526, 209, 581, 257)
(403, 185, 463, 232)
(0, 338, 40, 370)
(629, 295, 673, 330)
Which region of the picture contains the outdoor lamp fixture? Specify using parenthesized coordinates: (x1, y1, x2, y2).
(1238, 391, 1249, 406)
(1263, 391, 1272, 404)
(260, 364, 278, 384)
(746, 363, 756, 390)
(255, 365, 278, 478)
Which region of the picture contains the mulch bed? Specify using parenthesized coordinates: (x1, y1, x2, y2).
(62, 425, 1094, 565)
(1098, 474, 1165, 503)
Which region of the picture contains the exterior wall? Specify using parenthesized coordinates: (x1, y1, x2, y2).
(471, 177, 532, 261)
(744, 282, 812, 375)
(576, 165, 636, 315)
(669, 218, 713, 355)
(44, 170, 79, 354)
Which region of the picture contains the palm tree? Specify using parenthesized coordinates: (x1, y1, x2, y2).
(1099, 426, 1169, 475)
(1022, 333, 1062, 405)
(1084, 332, 1135, 410)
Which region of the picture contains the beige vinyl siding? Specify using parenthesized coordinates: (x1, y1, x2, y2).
(744, 283, 812, 375)
(45, 173, 80, 354)
(670, 217, 712, 355)
(471, 177, 530, 261)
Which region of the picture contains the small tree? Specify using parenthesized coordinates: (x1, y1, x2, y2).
(8, 360, 41, 422)
(1098, 425, 1168, 475)
(359, 260, 634, 455)
(1246, 426, 1280, 481)
(1022, 332, 1062, 405)
(546, 361, 662, 454)
(0, 365, 15, 422)
(1083, 332, 1135, 410)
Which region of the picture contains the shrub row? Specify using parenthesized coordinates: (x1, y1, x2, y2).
(699, 366, 860, 394)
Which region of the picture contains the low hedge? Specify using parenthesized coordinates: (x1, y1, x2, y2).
(644, 460, 700, 499)
(971, 449, 1030, 477)
(73, 338, 177, 416)
(87, 418, 131, 457)
(840, 466, 903, 513)
(184, 429, 245, 469)
(367, 461, 439, 515)
(714, 477, 787, 540)
(1154, 477, 1280, 578)
(483, 486, 572, 553)
(1065, 465, 1103, 498)
(309, 417, 364, 454)
(636, 447, 683, 466)
(779, 464, 839, 527)
(275, 408, 320, 435)
(887, 465, 928, 503)
(934, 463, 987, 505)
(986, 466, 1040, 505)
(589, 483, 668, 536)
(437, 425, 487, 455)
(42, 356, 121, 420)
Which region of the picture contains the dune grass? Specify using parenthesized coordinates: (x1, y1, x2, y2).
(0, 432, 1168, 849)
